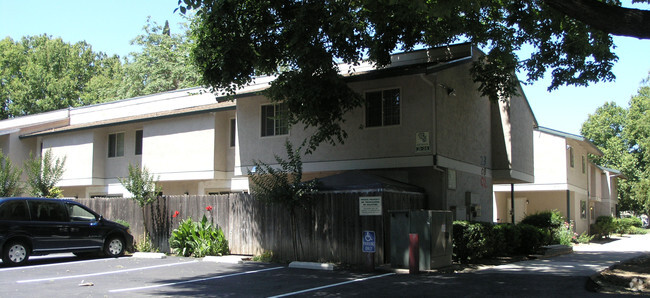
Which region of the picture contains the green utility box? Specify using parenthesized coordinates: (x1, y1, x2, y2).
(390, 210, 453, 270)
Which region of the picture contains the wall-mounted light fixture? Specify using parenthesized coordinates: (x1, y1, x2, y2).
(438, 84, 456, 96)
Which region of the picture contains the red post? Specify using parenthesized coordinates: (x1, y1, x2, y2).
(409, 233, 419, 274)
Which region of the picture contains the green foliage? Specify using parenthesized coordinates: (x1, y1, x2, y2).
(181, 0, 621, 151)
(118, 164, 160, 208)
(581, 77, 650, 215)
(453, 221, 550, 263)
(575, 232, 594, 244)
(520, 210, 564, 230)
(169, 215, 230, 257)
(135, 233, 159, 253)
(592, 216, 617, 238)
(248, 140, 317, 261)
(0, 150, 22, 197)
(114, 219, 130, 229)
(118, 16, 201, 99)
(248, 140, 317, 209)
(252, 250, 274, 262)
(615, 217, 643, 234)
(452, 221, 492, 263)
(24, 149, 66, 198)
(0, 35, 122, 119)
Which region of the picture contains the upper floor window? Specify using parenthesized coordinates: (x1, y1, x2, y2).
(108, 132, 124, 158)
(365, 88, 400, 127)
(581, 156, 585, 174)
(569, 147, 574, 168)
(135, 130, 143, 155)
(261, 103, 288, 137)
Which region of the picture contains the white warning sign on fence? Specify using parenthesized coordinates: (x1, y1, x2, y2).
(359, 196, 382, 216)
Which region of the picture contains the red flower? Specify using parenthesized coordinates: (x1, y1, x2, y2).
(172, 210, 180, 218)
(206, 205, 213, 212)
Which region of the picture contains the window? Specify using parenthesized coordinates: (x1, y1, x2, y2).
(580, 201, 587, 219)
(365, 88, 400, 127)
(230, 118, 236, 147)
(581, 156, 585, 174)
(0, 200, 29, 221)
(108, 132, 124, 158)
(135, 130, 143, 155)
(569, 147, 574, 168)
(261, 103, 288, 137)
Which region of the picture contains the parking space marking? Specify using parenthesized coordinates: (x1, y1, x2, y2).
(268, 272, 396, 298)
(16, 260, 200, 283)
(109, 266, 284, 293)
(0, 257, 126, 272)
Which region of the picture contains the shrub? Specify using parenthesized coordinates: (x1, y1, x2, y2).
(516, 224, 546, 254)
(575, 232, 594, 244)
(555, 222, 574, 246)
(453, 221, 491, 263)
(615, 217, 643, 234)
(493, 223, 519, 256)
(592, 216, 616, 238)
(170, 215, 230, 257)
(520, 210, 563, 230)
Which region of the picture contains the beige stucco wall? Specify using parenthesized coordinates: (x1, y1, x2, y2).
(532, 131, 568, 184)
(143, 113, 216, 181)
(43, 130, 94, 187)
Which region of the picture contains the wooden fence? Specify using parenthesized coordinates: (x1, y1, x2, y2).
(74, 191, 425, 265)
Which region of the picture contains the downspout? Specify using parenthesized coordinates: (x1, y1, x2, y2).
(511, 183, 515, 224)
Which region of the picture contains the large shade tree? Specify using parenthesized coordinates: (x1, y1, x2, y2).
(581, 74, 650, 214)
(0, 35, 122, 119)
(177, 0, 648, 151)
(117, 17, 202, 99)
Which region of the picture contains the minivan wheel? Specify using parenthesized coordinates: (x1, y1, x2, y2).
(104, 236, 125, 257)
(3, 240, 29, 266)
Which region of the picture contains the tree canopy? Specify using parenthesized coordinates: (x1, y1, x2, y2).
(177, 0, 648, 151)
(0, 17, 200, 119)
(0, 35, 122, 119)
(118, 17, 201, 99)
(581, 74, 650, 214)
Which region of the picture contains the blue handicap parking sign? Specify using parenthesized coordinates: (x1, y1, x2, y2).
(362, 230, 375, 253)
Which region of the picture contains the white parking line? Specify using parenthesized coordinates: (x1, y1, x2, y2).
(0, 256, 128, 272)
(268, 272, 396, 298)
(109, 266, 284, 293)
(16, 260, 200, 283)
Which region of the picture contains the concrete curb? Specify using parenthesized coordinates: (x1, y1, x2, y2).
(288, 261, 335, 271)
(132, 252, 167, 259)
(203, 255, 245, 264)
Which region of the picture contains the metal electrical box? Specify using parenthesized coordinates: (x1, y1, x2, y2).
(390, 210, 453, 270)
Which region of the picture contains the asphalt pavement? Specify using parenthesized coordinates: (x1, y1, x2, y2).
(475, 233, 650, 276)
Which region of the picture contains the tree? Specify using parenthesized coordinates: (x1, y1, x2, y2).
(0, 150, 22, 197)
(117, 17, 202, 99)
(581, 74, 650, 214)
(176, 0, 644, 151)
(0, 35, 122, 119)
(24, 149, 66, 198)
(248, 140, 317, 261)
(118, 163, 161, 242)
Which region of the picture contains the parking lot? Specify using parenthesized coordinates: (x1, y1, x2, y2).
(0, 254, 405, 297)
(0, 253, 603, 297)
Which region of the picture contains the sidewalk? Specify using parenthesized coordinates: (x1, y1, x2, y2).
(475, 233, 650, 276)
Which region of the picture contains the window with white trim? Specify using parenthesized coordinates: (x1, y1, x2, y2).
(108, 132, 124, 158)
(135, 130, 143, 155)
(261, 103, 288, 137)
(365, 88, 400, 127)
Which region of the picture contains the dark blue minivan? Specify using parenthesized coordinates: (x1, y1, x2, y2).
(0, 197, 134, 266)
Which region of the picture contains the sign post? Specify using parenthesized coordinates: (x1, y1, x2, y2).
(362, 230, 375, 272)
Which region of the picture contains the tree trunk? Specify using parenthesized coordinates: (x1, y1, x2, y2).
(544, 0, 650, 39)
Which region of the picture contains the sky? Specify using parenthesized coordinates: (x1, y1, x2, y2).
(1, 0, 650, 136)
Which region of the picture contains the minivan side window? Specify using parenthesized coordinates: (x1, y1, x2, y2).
(68, 204, 97, 222)
(0, 200, 29, 221)
(29, 201, 68, 222)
